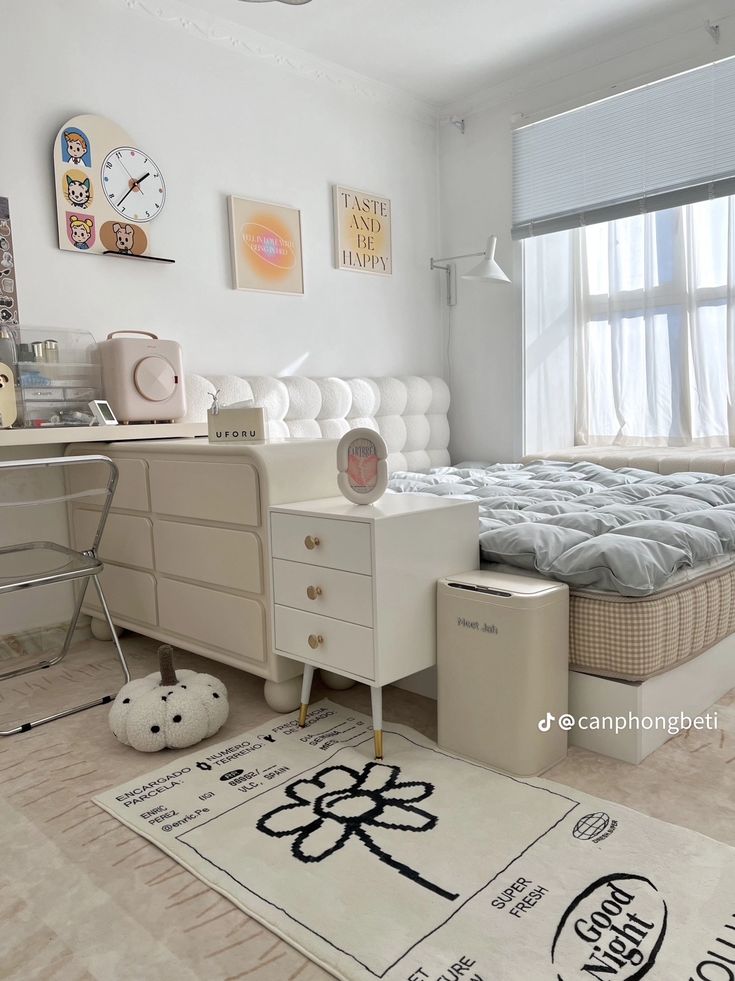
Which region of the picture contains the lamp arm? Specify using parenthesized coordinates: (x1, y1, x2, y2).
(431, 250, 483, 265)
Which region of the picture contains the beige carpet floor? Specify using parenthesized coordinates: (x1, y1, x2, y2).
(0, 633, 732, 980)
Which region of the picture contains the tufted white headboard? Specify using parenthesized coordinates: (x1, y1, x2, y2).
(183, 374, 450, 473)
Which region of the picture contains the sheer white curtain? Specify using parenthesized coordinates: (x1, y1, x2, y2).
(524, 196, 735, 449)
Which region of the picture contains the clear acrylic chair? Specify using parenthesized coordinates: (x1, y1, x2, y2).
(0, 454, 130, 735)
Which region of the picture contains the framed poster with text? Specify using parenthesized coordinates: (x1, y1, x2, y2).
(333, 185, 392, 276)
(228, 196, 304, 295)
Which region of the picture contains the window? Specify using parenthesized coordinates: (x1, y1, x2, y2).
(523, 196, 735, 450)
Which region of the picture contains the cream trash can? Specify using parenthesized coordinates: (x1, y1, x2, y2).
(437, 570, 569, 776)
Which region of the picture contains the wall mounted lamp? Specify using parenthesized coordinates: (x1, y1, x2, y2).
(430, 235, 510, 306)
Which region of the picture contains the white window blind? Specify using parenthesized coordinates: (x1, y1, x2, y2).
(512, 56, 735, 240)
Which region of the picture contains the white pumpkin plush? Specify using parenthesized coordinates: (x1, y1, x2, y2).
(110, 645, 229, 752)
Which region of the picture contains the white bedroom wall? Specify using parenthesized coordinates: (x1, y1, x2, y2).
(2, 0, 442, 380)
(440, 0, 735, 464)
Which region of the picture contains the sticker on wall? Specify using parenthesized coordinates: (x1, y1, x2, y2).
(62, 170, 93, 210)
(99, 220, 148, 256)
(66, 213, 96, 251)
(0, 198, 20, 337)
(228, 195, 304, 295)
(333, 184, 392, 276)
(60, 128, 92, 168)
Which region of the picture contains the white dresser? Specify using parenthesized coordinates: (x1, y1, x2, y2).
(269, 494, 479, 757)
(68, 438, 342, 710)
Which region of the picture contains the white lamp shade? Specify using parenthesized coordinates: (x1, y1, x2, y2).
(461, 235, 510, 283)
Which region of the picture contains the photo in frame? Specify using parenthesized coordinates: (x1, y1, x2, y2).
(333, 185, 392, 276)
(337, 428, 389, 505)
(228, 196, 304, 295)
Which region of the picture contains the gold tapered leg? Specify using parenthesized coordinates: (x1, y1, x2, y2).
(299, 703, 309, 728)
(374, 729, 383, 760)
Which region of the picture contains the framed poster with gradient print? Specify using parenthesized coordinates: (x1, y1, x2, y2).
(228, 196, 304, 295)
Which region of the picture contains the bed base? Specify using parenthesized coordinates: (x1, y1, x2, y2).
(569, 633, 735, 763)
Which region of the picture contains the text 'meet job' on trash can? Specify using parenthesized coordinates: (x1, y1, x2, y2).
(437, 569, 569, 776)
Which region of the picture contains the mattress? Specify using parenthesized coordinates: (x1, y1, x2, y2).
(480, 557, 735, 681)
(389, 461, 735, 681)
(390, 460, 735, 596)
(569, 562, 735, 680)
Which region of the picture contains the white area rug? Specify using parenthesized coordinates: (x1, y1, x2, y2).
(95, 700, 735, 980)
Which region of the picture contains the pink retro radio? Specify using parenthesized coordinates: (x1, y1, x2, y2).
(99, 330, 186, 424)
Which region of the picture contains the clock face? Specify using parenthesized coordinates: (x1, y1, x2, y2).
(100, 146, 166, 222)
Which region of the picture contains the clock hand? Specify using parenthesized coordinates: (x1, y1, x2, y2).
(116, 173, 151, 208)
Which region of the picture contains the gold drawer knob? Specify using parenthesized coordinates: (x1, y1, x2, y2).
(304, 535, 321, 550)
(306, 586, 323, 600)
(308, 634, 324, 649)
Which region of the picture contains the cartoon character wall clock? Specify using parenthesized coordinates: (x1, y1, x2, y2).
(53, 114, 168, 259)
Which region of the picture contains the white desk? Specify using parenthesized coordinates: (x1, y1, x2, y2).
(0, 423, 206, 449)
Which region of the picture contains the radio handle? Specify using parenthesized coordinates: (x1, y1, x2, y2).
(106, 330, 159, 340)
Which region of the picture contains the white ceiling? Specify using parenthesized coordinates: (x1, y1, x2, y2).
(191, 0, 694, 106)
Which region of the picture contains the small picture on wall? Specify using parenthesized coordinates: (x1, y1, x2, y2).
(333, 185, 392, 276)
(228, 196, 304, 295)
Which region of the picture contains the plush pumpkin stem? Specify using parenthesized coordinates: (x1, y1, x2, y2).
(158, 645, 178, 687)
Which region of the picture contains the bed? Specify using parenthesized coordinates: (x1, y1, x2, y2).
(389, 455, 735, 762)
(389, 460, 735, 683)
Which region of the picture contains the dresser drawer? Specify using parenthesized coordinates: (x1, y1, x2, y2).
(155, 520, 262, 593)
(158, 578, 265, 660)
(270, 513, 371, 574)
(274, 605, 374, 680)
(69, 457, 149, 511)
(272, 559, 373, 627)
(73, 508, 153, 569)
(85, 565, 157, 625)
(149, 460, 259, 526)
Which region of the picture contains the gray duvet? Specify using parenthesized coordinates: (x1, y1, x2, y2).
(388, 460, 735, 596)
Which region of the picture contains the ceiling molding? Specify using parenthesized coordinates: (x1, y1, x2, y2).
(114, 0, 438, 125)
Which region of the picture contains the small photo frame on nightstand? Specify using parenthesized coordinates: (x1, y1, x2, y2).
(337, 428, 388, 505)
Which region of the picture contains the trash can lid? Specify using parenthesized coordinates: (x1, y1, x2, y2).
(440, 568, 567, 597)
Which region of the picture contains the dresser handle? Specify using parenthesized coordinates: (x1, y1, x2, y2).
(304, 535, 321, 550)
(306, 586, 323, 600)
(308, 634, 324, 649)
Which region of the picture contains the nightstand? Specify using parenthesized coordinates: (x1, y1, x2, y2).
(269, 493, 479, 758)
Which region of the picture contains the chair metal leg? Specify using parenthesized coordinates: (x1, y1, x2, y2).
(0, 574, 130, 736)
(92, 574, 130, 685)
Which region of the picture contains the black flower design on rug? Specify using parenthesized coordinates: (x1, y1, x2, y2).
(256, 761, 458, 901)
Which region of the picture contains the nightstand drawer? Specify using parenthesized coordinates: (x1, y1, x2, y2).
(274, 605, 374, 680)
(270, 513, 371, 574)
(273, 559, 373, 626)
